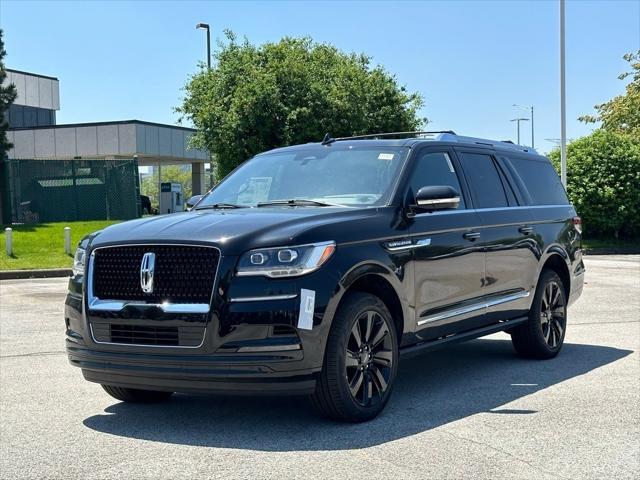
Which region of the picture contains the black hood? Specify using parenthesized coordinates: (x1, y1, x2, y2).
(90, 206, 385, 255)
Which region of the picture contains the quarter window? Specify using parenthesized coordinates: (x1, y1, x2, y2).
(458, 153, 509, 208)
(408, 152, 465, 209)
(502, 156, 569, 205)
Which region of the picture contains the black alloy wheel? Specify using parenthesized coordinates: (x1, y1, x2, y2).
(511, 269, 567, 359)
(345, 310, 394, 407)
(540, 280, 566, 349)
(311, 293, 399, 422)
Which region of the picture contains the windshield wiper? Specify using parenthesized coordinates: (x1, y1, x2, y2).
(256, 199, 340, 208)
(194, 203, 245, 210)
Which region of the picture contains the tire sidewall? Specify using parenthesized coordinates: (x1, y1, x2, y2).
(327, 293, 399, 420)
(530, 271, 567, 355)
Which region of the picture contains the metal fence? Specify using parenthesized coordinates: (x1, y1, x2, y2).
(1, 158, 141, 224)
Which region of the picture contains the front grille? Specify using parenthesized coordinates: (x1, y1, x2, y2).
(92, 245, 219, 304)
(91, 322, 205, 347)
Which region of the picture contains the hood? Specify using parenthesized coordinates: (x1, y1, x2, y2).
(90, 206, 384, 255)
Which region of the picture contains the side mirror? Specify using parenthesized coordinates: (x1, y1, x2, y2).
(186, 195, 203, 210)
(414, 185, 461, 211)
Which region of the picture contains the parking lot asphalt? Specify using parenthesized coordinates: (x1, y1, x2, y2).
(0, 255, 638, 480)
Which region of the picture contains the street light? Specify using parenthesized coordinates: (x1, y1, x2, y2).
(196, 22, 211, 69)
(559, 0, 567, 187)
(513, 104, 534, 148)
(510, 117, 530, 145)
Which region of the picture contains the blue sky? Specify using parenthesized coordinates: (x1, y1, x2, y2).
(1, 0, 639, 153)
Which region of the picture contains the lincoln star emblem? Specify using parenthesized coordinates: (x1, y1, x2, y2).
(140, 252, 156, 294)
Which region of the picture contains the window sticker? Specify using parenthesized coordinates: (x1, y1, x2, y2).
(298, 289, 315, 330)
(378, 153, 395, 161)
(237, 176, 272, 204)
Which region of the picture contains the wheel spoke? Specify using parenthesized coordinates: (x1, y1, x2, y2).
(370, 324, 387, 350)
(549, 324, 557, 347)
(365, 312, 375, 342)
(541, 313, 549, 326)
(351, 322, 362, 348)
(362, 372, 373, 405)
(349, 369, 364, 396)
(373, 349, 393, 367)
(551, 284, 561, 307)
(544, 324, 551, 343)
(553, 319, 564, 340)
(370, 364, 388, 393)
(345, 350, 359, 368)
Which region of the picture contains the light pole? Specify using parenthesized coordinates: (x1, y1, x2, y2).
(560, 0, 567, 187)
(510, 117, 530, 145)
(196, 23, 211, 69)
(513, 104, 534, 148)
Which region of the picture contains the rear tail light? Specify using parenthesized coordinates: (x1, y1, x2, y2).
(573, 216, 582, 234)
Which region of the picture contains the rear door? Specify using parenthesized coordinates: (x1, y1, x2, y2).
(407, 146, 486, 340)
(456, 149, 537, 322)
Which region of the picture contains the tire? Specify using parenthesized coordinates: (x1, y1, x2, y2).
(311, 292, 399, 422)
(101, 385, 173, 403)
(511, 270, 568, 359)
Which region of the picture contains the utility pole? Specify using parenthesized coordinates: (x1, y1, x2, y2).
(510, 117, 530, 145)
(513, 104, 535, 148)
(560, 0, 567, 186)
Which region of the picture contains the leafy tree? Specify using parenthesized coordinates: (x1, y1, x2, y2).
(579, 50, 640, 137)
(141, 165, 193, 209)
(550, 130, 640, 239)
(0, 29, 17, 159)
(177, 32, 425, 179)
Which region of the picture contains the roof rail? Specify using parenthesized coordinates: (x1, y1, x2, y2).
(321, 130, 537, 154)
(325, 131, 457, 144)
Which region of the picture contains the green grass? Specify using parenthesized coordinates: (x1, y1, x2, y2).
(582, 237, 640, 250)
(0, 221, 120, 271)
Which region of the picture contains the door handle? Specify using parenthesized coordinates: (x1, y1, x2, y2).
(519, 226, 534, 235)
(463, 231, 481, 241)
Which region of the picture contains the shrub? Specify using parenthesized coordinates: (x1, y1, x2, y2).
(549, 130, 640, 239)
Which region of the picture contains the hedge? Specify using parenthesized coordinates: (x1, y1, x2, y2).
(549, 130, 640, 239)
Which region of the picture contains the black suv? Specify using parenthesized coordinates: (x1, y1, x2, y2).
(65, 131, 584, 422)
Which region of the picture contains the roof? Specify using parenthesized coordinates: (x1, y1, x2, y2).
(6, 68, 58, 81)
(9, 119, 197, 133)
(262, 132, 540, 157)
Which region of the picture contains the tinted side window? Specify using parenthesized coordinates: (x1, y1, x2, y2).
(504, 156, 569, 205)
(409, 151, 465, 209)
(458, 153, 508, 208)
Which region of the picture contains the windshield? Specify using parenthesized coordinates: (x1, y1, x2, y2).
(197, 145, 409, 208)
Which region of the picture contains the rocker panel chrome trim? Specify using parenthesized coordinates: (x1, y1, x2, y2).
(417, 290, 531, 326)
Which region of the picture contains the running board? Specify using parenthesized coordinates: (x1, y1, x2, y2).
(399, 316, 527, 359)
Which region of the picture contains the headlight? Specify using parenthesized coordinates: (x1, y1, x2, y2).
(237, 241, 336, 278)
(72, 247, 86, 276)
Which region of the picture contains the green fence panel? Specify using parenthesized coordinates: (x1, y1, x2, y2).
(1, 158, 141, 224)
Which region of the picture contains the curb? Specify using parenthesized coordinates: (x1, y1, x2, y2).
(0, 269, 72, 280)
(583, 248, 640, 255)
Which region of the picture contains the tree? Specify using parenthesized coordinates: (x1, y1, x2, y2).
(0, 29, 17, 159)
(549, 130, 640, 239)
(177, 32, 425, 179)
(140, 165, 192, 209)
(579, 50, 640, 137)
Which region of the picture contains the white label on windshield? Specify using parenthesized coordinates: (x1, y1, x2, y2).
(298, 289, 315, 330)
(237, 176, 272, 204)
(378, 153, 395, 160)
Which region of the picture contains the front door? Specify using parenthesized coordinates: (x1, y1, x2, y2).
(407, 147, 486, 341)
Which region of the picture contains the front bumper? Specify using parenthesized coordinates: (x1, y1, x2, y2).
(67, 341, 317, 395)
(65, 253, 342, 396)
